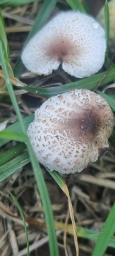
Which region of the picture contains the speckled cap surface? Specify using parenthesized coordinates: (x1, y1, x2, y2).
(27, 89, 114, 174)
(21, 11, 106, 78)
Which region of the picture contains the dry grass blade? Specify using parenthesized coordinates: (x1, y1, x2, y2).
(50, 171, 79, 256)
(79, 174, 115, 190)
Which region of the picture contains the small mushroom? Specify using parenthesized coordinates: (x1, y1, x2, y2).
(21, 11, 106, 78)
(27, 89, 114, 174)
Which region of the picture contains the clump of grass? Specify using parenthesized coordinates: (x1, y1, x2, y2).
(0, 1, 115, 256)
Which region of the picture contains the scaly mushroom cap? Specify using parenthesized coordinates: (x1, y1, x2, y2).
(27, 89, 114, 174)
(21, 11, 106, 78)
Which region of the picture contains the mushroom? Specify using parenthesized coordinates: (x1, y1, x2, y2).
(27, 89, 114, 174)
(21, 11, 106, 78)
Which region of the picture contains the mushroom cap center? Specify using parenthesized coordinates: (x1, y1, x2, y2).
(64, 108, 102, 143)
(79, 109, 100, 135)
(46, 37, 76, 62)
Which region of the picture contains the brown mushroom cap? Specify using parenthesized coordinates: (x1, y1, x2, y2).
(27, 89, 114, 174)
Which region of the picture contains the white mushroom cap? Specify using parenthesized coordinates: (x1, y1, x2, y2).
(27, 89, 114, 174)
(21, 11, 106, 78)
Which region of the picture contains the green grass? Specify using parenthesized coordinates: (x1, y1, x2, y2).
(92, 204, 115, 256)
(66, 0, 85, 12)
(0, 11, 59, 256)
(0, 1, 115, 256)
(104, 0, 110, 51)
(23, 66, 115, 110)
(1, 147, 115, 251)
(10, 193, 30, 256)
(0, 0, 35, 5)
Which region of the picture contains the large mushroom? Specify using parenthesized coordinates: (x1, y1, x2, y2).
(27, 89, 114, 174)
(21, 11, 106, 78)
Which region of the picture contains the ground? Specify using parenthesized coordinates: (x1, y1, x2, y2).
(0, 1, 115, 256)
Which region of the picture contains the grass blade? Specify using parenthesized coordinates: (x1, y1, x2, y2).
(10, 193, 30, 256)
(25, 66, 115, 97)
(0, 15, 59, 256)
(66, 0, 85, 11)
(0, 115, 33, 147)
(92, 204, 115, 256)
(104, 0, 111, 67)
(55, 222, 115, 248)
(0, 13, 8, 56)
(99, 92, 115, 111)
(0, 143, 25, 166)
(104, 0, 110, 49)
(0, 130, 26, 142)
(50, 171, 79, 256)
(77, 226, 115, 248)
(27, 147, 59, 256)
(0, 0, 35, 5)
(0, 152, 29, 182)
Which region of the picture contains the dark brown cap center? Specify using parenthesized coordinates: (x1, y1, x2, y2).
(46, 37, 75, 62)
(66, 108, 101, 142)
(79, 110, 100, 135)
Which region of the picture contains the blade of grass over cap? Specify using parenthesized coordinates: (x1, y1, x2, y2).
(92, 204, 115, 256)
(99, 92, 115, 111)
(66, 0, 85, 12)
(14, 0, 57, 76)
(25, 66, 115, 97)
(0, 15, 59, 256)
